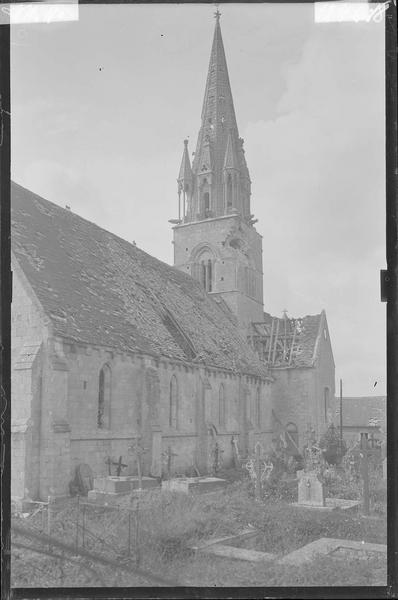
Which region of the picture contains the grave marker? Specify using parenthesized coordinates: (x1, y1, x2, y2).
(128, 439, 148, 490)
(245, 442, 273, 500)
(298, 471, 325, 507)
(161, 446, 178, 480)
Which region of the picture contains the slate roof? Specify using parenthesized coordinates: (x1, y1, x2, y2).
(333, 396, 386, 429)
(11, 182, 269, 378)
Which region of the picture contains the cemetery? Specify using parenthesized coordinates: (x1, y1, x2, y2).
(11, 425, 387, 587)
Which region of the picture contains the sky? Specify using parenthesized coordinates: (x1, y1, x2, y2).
(10, 3, 386, 397)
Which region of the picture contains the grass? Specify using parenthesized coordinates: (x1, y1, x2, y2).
(11, 477, 387, 588)
(168, 552, 386, 587)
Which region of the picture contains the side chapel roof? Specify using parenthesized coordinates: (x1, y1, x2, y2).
(250, 311, 331, 368)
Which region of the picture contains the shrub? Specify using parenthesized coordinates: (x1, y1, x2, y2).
(319, 424, 347, 465)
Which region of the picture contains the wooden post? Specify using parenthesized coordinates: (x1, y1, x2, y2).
(47, 496, 53, 551)
(128, 511, 131, 556)
(82, 503, 86, 548)
(361, 433, 370, 516)
(254, 443, 261, 501)
(136, 452, 143, 491)
(75, 495, 80, 551)
(135, 502, 140, 567)
(47, 496, 52, 537)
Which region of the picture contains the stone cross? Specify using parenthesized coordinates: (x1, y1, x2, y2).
(304, 442, 323, 473)
(105, 456, 127, 477)
(128, 439, 148, 489)
(245, 441, 268, 500)
(114, 456, 128, 477)
(105, 456, 113, 476)
(211, 441, 224, 475)
(161, 446, 178, 480)
(262, 459, 274, 482)
(231, 435, 241, 468)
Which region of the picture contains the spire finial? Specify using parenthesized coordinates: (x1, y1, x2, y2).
(214, 3, 221, 22)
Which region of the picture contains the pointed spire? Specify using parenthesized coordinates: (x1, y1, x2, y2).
(198, 10, 237, 130)
(179, 14, 253, 222)
(178, 139, 193, 183)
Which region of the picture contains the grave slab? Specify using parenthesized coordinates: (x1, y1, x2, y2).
(291, 497, 360, 512)
(280, 537, 386, 566)
(162, 476, 227, 494)
(190, 528, 258, 551)
(87, 489, 130, 504)
(89, 476, 160, 503)
(198, 543, 275, 563)
(93, 476, 132, 494)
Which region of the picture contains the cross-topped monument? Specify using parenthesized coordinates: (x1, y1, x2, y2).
(105, 455, 128, 477)
(211, 441, 224, 475)
(161, 446, 178, 480)
(245, 442, 274, 500)
(128, 439, 148, 490)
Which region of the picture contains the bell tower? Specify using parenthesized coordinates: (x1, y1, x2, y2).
(171, 10, 264, 332)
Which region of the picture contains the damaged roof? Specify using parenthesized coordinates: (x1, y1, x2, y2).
(11, 182, 268, 378)
(249, 311, 328, 368)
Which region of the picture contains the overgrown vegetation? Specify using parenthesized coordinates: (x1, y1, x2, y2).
(169, 552, 386, 587)
(11, 469, 387, 588)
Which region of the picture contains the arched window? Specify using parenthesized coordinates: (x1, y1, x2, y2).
(204, 191, 210, 211)
(226, 174, 233, 208)
(192, 246, 215, 293)
(207, 259, 212, 292)
(285, 422, 299, 455)
(200, 258, 213, 292)
(219, 384, 226, 427)
(169, 375, 178, 428)
(98, 364, 111, 429)
(200, 262, 207, 289)
(255, 388, 261, 428)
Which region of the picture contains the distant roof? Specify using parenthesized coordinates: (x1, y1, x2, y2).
(11, 182, 269, 378)
(249, 311, 326, 368)
(334, 396, 386, 429)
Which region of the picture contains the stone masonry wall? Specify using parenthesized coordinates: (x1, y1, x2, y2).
(11, 264, 49, 502)
(64, 344, 272, 484)
(270, 324, 335, 447)
(173, 214, 264, 327)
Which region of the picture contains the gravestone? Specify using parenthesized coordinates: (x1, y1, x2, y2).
(72, 463, 94, 496)
(298, 471, 325, 507)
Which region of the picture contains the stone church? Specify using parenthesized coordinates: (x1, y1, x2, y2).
(11, 14, 335, 503)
